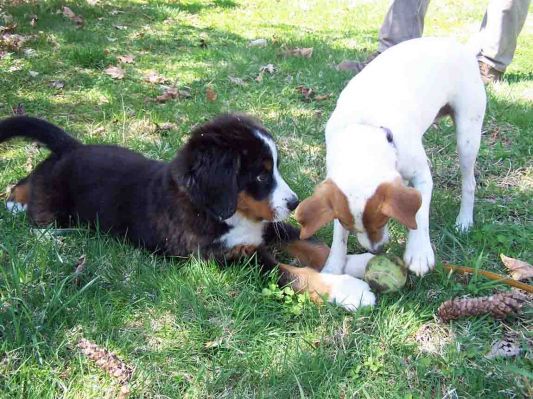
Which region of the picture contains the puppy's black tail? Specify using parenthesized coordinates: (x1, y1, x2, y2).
(0, 116, 81, 155)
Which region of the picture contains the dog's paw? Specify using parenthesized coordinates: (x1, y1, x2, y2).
(344, 253, 375, 278)
(455, 215, 473, 232)
(6, 201, 27, 214)
(404, 239, 435, 276)
(321, 273, 376, 311)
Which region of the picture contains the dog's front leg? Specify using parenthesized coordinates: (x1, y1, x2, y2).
(404, 166, 435, 276)
(322, 220, 349, 274)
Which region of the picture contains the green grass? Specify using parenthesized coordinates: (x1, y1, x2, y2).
(1, 0, 532, 397)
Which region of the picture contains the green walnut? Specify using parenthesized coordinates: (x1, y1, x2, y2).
(364, 254, 407, 293)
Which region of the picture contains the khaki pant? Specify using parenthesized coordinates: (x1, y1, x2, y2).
(378, 0, 531, 71)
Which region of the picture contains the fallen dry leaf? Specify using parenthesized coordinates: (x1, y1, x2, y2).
(155, 122, 177, 133)
(486, 339, 521, 359)
(228, 76, 247, 86)
(282, 47, 313, 58)
(0, 22, 17, 34)
(500, 254, 533, 281)
(156, 87, 178, 103)
(259, 64, 276, 74)
(30, 15, 38, 28)
(314, 93, 331, 101)
(143, 70, 169, 84)
(11, 103, 25, 116)
(249, 38, 267, 47)
(206, 86, 218, 102)
(104, 65, 125, 79)
(296, 85, 313, 100)
(113, 25, 127, 30)
(62, 6, 84, 28)
(204, 337, 224, 349)
(117, 54, 134, 64)
(73, 255, 86, 286)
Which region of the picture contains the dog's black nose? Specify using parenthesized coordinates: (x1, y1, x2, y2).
(287, 197, 299, 211)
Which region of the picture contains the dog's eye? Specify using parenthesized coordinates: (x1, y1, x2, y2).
(256, 173, 269, 183)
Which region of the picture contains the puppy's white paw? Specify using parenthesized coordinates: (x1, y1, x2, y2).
(404, 238, 435, 276)
(6, 201, 27, 214)
(455, 215, 473, 232)
(344, 253, 375, 278)
(322, 273, 376, 311)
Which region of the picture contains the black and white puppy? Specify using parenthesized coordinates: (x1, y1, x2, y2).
(1, 114, 368, 311)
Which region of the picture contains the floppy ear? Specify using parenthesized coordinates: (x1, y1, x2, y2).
(295, 179, 352, 239)
(172, 145, 240, 220)
(295, 193, 335, 239)
(380, 183, 422, 230)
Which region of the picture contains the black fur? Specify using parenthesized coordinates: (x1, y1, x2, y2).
(1, 114, 305, 265)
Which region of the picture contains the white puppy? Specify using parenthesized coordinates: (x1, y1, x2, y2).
(296, 38, 486, 293)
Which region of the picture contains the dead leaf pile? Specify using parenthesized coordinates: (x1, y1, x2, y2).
(282, 47, 313, 58)
(62, 6, 84, 28)
(295, 85, 331, 102)
(500, 254, 533, 281)
(104, 65, 125, 80)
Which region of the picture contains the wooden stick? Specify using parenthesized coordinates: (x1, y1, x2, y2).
(443, 263, 533, 294)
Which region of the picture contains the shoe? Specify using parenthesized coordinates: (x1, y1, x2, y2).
(478, 61, 503, 84)
(337, 51, 381, 74)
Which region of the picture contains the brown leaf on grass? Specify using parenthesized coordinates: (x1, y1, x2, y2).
(73, 255, 86, 286)
(500, 254, 533, 281)
(104, 65, 125, 79)
(62, 7, 84, 28)
(117, 54, 135, 64)
(314, 93, 331, 101)
(296, 85, 313, 100)
(77, 338, 133, 383)
(143, 70, 169, 84)
(0, 23, 18, 34)
(11, 103, 25, 116)
(30, 15, 38, 28)
(206, 86, 217, 102)
(156, 87, 177, 103)
(486, 338, 521, 359)
(204, 337, 224, 349)
(155, 122, 177, 133)
(282, 47, 313, 58)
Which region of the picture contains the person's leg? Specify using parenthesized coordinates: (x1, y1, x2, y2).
(340, 0, 431, 74)
(378, 0, 432, 52)
(478, 0, 531, 81)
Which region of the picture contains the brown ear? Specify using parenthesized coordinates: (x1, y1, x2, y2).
(294, 192, 335, 239)
(380, 182, 422, 230)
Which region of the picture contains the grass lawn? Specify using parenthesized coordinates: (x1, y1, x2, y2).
(0, 0, 531, 397)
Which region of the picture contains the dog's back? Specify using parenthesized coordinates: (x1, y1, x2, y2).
(327, 37, 485, 140)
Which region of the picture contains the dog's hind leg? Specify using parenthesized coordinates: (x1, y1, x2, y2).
(453, 87, 485, 232)
(6, 177, 30, 213)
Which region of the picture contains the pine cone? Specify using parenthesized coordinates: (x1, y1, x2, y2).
(438, 291, 528, 322)
(77, 338, 133, 383)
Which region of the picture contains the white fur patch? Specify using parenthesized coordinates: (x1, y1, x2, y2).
(255, 131, 297, 222)
(344, 253, 375, 278)
(6, 201, 27, 213)
(219, 212, 266, 249)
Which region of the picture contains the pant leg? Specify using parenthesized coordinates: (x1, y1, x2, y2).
(478, 0, 531, 72)
(378, 0, 431, 52)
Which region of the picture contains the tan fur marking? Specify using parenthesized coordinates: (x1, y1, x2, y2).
(8, 181, 30, 204)
(225, 244, 258, 260)
(278, 263, 331, 304)
(286, 240, 330, 271)
(237, 191, 274, 221)
(363, 180, 422, 244)
(263, 160, 273, 171)
(295, 179, 354, 239)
